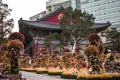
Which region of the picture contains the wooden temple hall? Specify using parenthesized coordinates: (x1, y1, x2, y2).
(18, 6, 111, 56)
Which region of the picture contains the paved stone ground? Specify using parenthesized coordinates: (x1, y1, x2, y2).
(20, 71, 75, 80)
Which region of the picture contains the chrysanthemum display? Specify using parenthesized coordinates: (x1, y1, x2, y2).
(7, 40, 24, 50)
(75, 45, 81, 52)
(53, 50, 59, 55)
(8, 32, 25, 42)
(84, 46, 102, 74)
(88, 33, 100, 42)
(7, 39, 24, 74)
(63, 48, 70, 52)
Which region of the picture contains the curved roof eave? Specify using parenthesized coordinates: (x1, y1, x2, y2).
(19, 19, 61, 30)
(91, 22, 111, 32)
(19, 19, 111, 32)
(91, 22, 111, 29)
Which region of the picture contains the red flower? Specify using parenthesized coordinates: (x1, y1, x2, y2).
(9, 32, 25, 42)
(84, 46, 99, 56)
(88, 33, 100, 41)
(75, 45, 81, 52)
(7, 40, 24, 50)
(54, 50, 59, 54)
(64, 48, 70, 52)
(2, 44, 7, 51)
(40, 47, 46, 52)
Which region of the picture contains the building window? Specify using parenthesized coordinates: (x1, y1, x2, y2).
(94, 0, 100, 2)
(81, 0, 89, 5)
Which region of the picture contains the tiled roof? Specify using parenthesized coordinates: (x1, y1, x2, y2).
(19, 19, 111, 32)
(18, 19, 61, 30)
(91, 22, 111, 32)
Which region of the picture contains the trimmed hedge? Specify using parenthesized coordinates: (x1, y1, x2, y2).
(48, 72, 62, 75)
(19, 68, 36, 72)
(61, 74, 77, 79)
(47, 68, 62, 75)
(24, 69, 36, 72)
(61, 72, 77, 79)
(36, 70, 48, 74)
(76, 73, 120, 80)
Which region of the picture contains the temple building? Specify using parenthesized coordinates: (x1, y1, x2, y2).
(18, 6, 111, 56)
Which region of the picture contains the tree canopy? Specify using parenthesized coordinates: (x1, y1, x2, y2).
(107, 28, 120, 51)
(59, 7, 96, 52)
(59, 7, 95, 39)
(0, 0, 14, 43)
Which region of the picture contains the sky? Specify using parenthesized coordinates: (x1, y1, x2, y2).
(3, 0, 49, 32)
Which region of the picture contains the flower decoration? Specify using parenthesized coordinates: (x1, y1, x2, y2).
(84, 46, 102, 74)
(64, 48, 70, 52)
(84, 46, 99, 56)
(7, 40, 24, 50)
(77, 73, 120, 79)
(8, 32, 25, 42)
(42, 51, 48, 55)
(54, 50, 59, 54)
(75, 45, 81, 52)
(0, 43, 7, 52)
(76, 54, 84, 60)
(63, 52, 73, 68)
(40, 47, 46, 52)
(88, 33, 100, 42)
(7, 40, 24, 74)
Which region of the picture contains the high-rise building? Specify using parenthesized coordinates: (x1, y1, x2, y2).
(29, 11, 46, 20)
(71, 0, 120, 29)
(46, 0, 71, 13)
(29, 0, 71, 21)
(70, 0, 81, 9)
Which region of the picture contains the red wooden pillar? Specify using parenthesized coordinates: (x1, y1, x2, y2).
(33, 39, 38, 55)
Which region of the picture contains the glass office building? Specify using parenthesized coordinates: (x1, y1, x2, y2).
(71, 0, 120, 29)
(70, 0, 81, 9)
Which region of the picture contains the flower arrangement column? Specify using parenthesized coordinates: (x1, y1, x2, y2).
(7, 32, 25, 74)
(7, 40, 24, 74)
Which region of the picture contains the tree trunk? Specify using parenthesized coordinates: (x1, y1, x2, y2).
(71, 35, 76, 53)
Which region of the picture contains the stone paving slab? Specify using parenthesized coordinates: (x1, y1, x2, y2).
(20, 71, 75, 80)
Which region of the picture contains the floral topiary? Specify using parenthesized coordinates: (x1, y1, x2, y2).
(84, 46, 99, 57)
(8, 32, 25, 42)
(88, 33, 100, 42)
(88, 33, 101, 46)
(7, 40, 24, 50)
(0, 43, 7, 52)
(75, 45, 81, 52)
(7, 40, 24, 74)
(54, 50, 59, 53)
(84, 46, 102, 74)
(63, 52, 73, 68)
(88, 33, 105, 54)
(64, 48, 70, 52)
(53, 50, 59, 55)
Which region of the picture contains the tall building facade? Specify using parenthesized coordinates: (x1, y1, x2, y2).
(46, 0, 70, 13)
(30, 0, 71, 21)
(29, 11, 46, 20)
(71, 0, 120, 29)
(70, 0, 81, 9)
